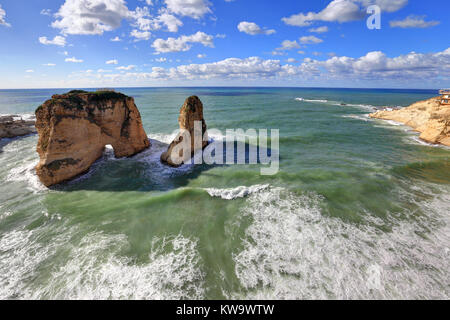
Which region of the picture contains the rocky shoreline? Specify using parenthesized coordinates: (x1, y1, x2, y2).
(370, 96, 450, 147)
(0, 115, 36, 139)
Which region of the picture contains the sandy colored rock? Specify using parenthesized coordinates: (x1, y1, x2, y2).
(161, 96, 208, 166)
(370, 97, 450, 147)
(35, 90, 150, 187)
(0, 115, 36, 139)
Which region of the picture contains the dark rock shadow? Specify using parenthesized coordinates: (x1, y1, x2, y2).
(50, 139, 278, 192)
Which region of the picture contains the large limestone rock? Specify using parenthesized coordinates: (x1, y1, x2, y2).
(0, 115, 36, 139)
(370, 97, 450, 147)
(35, 90, 150, 187)
(161, 96, 208, 166)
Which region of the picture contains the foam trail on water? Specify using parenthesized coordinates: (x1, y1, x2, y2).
(232, 187, 450, 300)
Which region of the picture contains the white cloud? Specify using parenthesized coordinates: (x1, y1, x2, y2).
(276, 40, 301, 51)
(282, 0, 408, 27)
(52, 0, 131, 35)
(286, 58, 298, 63)
(237, 21, 276, 35)
(152, 31, 214, 53)
(39, 36, 67, 47)
(390, 15, 440, 28)
(25, 70, 34, 73)
(309, 26, 329, 33)
(299, 35, 323, 44)
(0, 5, 11, 27)
(65, 57, 83, 63)
(156, 57, 167, 62)
(40, 9, 52, 16)
(116, 65, 136, 70)
(130, 29, 151, 41)
(164, 0, 212, 19)
(131, 7, 183, 33)
(110, 36, 122, 42)
(157, 12, 183, 32)
(197, 54, 206, 58)
(43, 63, 56, 66)
(106, 59, 118, 65)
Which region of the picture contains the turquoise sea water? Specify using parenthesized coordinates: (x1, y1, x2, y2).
(0, 87, 449, 299)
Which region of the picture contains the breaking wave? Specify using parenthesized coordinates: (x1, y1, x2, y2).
(232, 186, 450, 299)
(0, 228, 204, 300)
(204, 184, 270, 200)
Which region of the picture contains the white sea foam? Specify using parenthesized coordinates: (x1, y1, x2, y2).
(205, 184, 270, 200)
(231, 187, 450, 299)
(341, 114, 371, 122)
(0, 228, 205, 300)
(295, 98, 378, 111)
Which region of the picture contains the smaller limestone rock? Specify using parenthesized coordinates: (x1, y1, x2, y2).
(161, 96, 208, 166)
(0, 115, 36, 139)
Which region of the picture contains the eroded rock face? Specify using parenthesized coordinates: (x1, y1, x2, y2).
(35, 90, 150, 187)
(0, 115, 36, 139)
(161, 96, 208, 166)
(370, 97, 450, 147)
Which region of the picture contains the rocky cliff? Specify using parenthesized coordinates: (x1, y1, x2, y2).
(35, 90, 150, 187)
(0, 115, 36, 139)
(161, 96, 208, 166)
(370, 97, 450, 147)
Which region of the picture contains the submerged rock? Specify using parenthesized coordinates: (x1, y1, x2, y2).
(35, 90, 150, 187)
(0, 115, 36, 139)
(370, 97, 450, 147)
(161, 96, 208, 166)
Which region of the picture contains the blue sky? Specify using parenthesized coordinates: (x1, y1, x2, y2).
(0, 0, 448, 89)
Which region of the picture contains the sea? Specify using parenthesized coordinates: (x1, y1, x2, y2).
(0, 87, 448, 299)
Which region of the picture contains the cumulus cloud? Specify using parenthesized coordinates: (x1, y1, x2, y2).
(131, 6, 183, 33)
(309, 26, 329, 33)
(299, 36, 323, 44)
(276, 40, 301, 51)
(282, 0, 408, 27)
(0, 5, 11, 27)
(130, 29, 151, 41)
(197, 54, 206, 58)
(113, 48, 449, 82)
(390, 15, 440, 28)
(65, 57, 83, 63)
(106, 59, 118, 65)
(110, 36, 122, 42)
(52, 0, 131, 35)
(116, 65, 136, 70)
(40, 9, 52, 16)
(237, 21, 276, 35)
(43, 63, 56, 66)
(152, 31, 214, 53)
(39, 36, 67, 46)
(164, 0, 212, 19)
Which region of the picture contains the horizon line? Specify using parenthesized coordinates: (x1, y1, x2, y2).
(0, 86, 442, 91)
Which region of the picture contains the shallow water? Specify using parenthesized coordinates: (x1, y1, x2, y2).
(0, 87, 449, 299)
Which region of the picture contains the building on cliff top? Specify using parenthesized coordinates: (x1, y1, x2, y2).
(439, 89, 450, 106)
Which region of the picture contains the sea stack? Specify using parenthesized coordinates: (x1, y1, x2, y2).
(35, 90, 150, 187)
(370, 96, 450, 147)
(0, 115, 36, 139)
(161, 96, 208, 166)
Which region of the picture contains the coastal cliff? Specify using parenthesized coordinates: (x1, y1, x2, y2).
(35, 90, 150, 187)
(370, 97, 450, 147)
(161, 96, 208, 166)
(0, 115, 36, 139)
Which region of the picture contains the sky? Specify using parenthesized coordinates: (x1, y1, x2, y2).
(0, 0, 448, 89)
